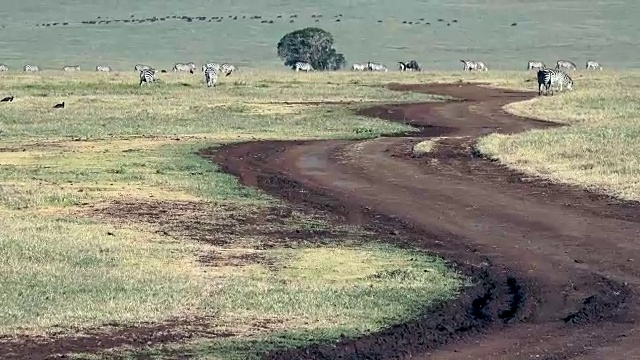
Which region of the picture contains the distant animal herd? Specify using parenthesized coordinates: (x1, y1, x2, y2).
(0, 57, 603, 96)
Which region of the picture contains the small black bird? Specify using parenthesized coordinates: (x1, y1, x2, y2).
(0, 96, 13, 102)
(53, 101, 65, 109)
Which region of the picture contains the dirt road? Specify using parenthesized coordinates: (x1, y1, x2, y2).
(208, 83, 640, 359)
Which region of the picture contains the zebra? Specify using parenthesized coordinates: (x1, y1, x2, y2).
(202, 62, 221, 72)
(220, 63, 236, 76)
(460, 60, 488, 71)
(352, 63, 367, 71)
(293, 62, 313, 72)
(134, 64, 152, 72)
(95, 65, 112, 72)
(139, 68, 156, 86)
(173, 62, 196, 72)
(23, 64, 40, 72)
(586, 60, 602, 70)
(367, 61, 388, 72)
(537, 68, 573, 96)
(204, 66, 218, 87)
(555, 60, 577, 71)
(398, 60, 421, 71)
(62, 65, 81, 71)
(527, 60, 546, 71)
(0, 64, 8, 72)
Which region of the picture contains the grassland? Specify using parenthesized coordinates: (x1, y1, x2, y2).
(0, 70, 469, 359)
(477, 70, 640, 201)
(3, 67, 638, 358)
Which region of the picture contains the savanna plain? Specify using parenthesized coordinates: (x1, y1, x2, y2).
(1, 68, 639, 359)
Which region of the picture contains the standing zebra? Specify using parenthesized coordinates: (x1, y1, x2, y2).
(586, 60, 602, 70)
(220, 63, 236, 76)
(399, 60, 421, 71)
(139, 69, 156, 86)
(95, 65, 112, 72)
(134, 64, 152, 72)
(173, 62, 196, 72)
(352, 63, 367, 71)
(527, 60, 546, 71)
(367, 61, 388, 72)
(555, 60, 577, 71)
(460, 60, 488, 71)
(62, 65, 81, 71)
(0, 64, 8, 72)
(23, 64, 40, 72)
(293, 62, 313, 72)
(537, 68, 573, 96)
(204, 66, 218, 87)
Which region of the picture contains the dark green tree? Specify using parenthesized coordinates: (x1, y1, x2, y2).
(276, 27, 346, 71)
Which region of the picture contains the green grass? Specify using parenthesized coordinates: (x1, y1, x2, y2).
(478, 70, 640, 201)
(0, 70, 468, 357)
(70, 245, 464, 360)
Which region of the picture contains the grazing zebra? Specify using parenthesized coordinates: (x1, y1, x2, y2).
(139, 69, 156, 86)
(352, 63, 367, 71)
(173, 62, 196, 72)
(95, 65, 112, 72)
(460, 60, 488, 71)
(0, 64, 8, 72)
(23, 64, 40, 72)
(586, 60, 602, 70)
(220, 63, 236, 76)
(204, 66, 218, 87)
(293, 62, 313, 72)
(134, 64, 152, 72)
(555, 60, 577, 71)
(537, 68, 573, 96)
(399, 60, 421, 71)
(62, 65, 81, 71)
(527, 60, 546, 71)
(202, 62, 221, 72)
(367, 61, 388, 72)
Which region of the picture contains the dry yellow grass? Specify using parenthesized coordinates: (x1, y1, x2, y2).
(479, 70, 640, 200)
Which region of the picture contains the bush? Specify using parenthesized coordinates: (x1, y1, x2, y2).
(276, 27, 346, 71)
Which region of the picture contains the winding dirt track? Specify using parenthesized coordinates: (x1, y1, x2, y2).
(206, 83, 640, 359)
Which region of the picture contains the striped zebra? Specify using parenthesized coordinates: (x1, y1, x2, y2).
(134, 64, 152, 72)
(367, 62, 388, 72)
(173, 62, 196, 72)
(220, 63, 236, 76)
(62, 65, 81, 71)
(95, 65, 112, 72)
(352, 63, 367, 71)
(398, 60, 421, 71)
(537, 68, 573, 96)
(23, 64, 40, 72)
(555, 60, 577, 71)
(293, 62, 313, 72)
(202, 62, 221, 72)
(460, 60, 488, 71)
(139, 68, 156, 86)
(586, 60, 602, 70)
(527, 60, 546, 71)
(0, 64, 8, 72)
(204, 66, 218, 87)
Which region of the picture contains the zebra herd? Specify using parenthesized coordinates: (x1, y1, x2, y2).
(136, 61, 237, 87)
(526, 59, 602, 71)
(0, 57, 604, 95)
